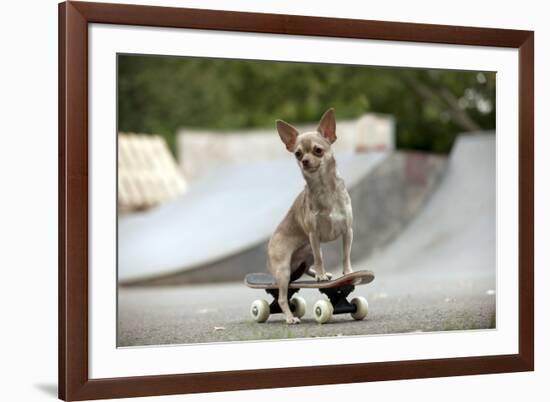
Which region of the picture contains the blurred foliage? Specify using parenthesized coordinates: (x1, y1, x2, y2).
(118, 55, 495, 154)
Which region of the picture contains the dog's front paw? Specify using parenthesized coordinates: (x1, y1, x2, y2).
(286, 316, 301, 325)
(343, 267, 353, 276)
(316, 273, 330, 281)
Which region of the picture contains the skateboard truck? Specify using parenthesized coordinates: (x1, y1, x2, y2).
(250, 288, 307, 323)
(319, 285, 357, 315)
(265, 288, 300, 314)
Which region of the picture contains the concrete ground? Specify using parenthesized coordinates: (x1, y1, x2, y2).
(118, 271, 495, 346)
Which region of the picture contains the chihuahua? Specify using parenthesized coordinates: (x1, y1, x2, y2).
(267, 108, 354, 324)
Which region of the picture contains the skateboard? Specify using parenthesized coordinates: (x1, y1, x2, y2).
(244, 270, 375, 324)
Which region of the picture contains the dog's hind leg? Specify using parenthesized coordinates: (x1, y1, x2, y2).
(268, 232, 308, 324)
(270, 252, 300, 324)
(277, 275, 299, 324)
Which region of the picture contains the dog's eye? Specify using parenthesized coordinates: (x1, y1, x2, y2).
(313, 147, 324, 156)
(294, 150, 303, 160)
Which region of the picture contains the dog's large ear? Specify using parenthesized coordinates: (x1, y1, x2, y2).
(317, 108, 337, 144)
(276, 120, 299, 151)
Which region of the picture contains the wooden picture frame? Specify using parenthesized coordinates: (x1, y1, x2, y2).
(59, 1, 534, 400)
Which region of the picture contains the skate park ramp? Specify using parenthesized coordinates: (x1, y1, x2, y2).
(358, 133, 496, 286)
(119, 151, 386, 283)
(118, 148, 447, 285)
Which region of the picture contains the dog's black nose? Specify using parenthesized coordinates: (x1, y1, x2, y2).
(302, 159, 310, 168)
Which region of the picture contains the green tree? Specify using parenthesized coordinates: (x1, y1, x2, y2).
(118, 55, 495, 154)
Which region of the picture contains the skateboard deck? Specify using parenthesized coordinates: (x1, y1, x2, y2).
(244, 270, 375, 290)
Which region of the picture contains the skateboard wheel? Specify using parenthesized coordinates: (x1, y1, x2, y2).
(250, 299, 270, 323)
(290, 296, 307, 318)
(350, 296, 368, 320)
(313, 299, 333, 324)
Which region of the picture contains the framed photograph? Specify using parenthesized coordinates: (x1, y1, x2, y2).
(59, 1, 534, 400)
